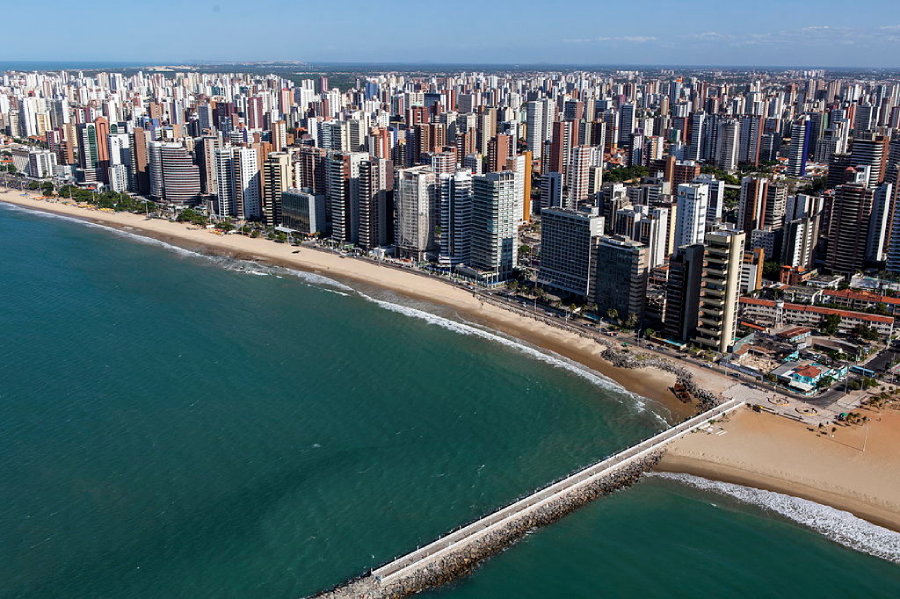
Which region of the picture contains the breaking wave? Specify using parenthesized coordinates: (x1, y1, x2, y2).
(653, 472, 900, 563)
(0, 201, 353, 292)
(358, 292, 665, 421)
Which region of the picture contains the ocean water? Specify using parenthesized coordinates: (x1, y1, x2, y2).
(0, 203, 898, 598)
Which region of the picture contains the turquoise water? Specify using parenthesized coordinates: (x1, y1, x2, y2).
(1, 202, 898, 598)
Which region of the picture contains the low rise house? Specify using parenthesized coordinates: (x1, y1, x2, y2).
(739, 298, 894, 338)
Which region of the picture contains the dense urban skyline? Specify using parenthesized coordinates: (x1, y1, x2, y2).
(4, 0, 900, 67)
(3, 12, 900, 595)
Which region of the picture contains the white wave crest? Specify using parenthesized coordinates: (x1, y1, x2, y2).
(0, 202, 353, 291)
(652, 472, 900, 563)
(358, 293, 664, 420)
(271, 266, 354, 291)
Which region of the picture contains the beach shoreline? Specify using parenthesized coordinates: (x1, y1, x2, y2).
(5, 191, 900, 537)
(0, 190, 699, 420)
(657, 407, 900, 533)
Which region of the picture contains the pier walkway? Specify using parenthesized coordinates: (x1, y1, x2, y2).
(315, 398, 745, 598)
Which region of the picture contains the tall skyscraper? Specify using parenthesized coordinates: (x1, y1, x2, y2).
(714, 118, 740, 171)
(537, 207, 604, 297)
(826, 167, 874, 274)
(470, 171, 518, 280)
(395, 166, 438, 260)
(566, 145, 596, 208)
(358, 157, 394, 249)
(525, 99, 552, 161)
(664, 244, 705, 342)
(148, 142, 201, 205)
(327, 151, 367, 244)
(213, 146, 235, 217)
(233, 147, 260, 220)
(437, 170, 474, 267)
(675, 183, 709, 247)
(786, 117, 811, 177)
(593, 236, 649, 325)
(694, 229, 746, 353)
(262, 152, 292, 228)
(850, 134, 889, 187)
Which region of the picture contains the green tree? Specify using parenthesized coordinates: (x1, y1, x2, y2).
(762, 261, 782, 281)
(850, 324, 880, 341)
(607, 308, 619, 323)
(821, 313, 842, 336)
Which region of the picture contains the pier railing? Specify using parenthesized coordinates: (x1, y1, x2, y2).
(368, 398, 744, 583)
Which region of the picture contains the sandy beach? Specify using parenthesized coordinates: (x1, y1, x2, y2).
(658, 406, 900, 531)
(0, 190, 699, 420)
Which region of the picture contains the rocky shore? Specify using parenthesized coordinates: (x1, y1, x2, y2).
(599, 347, 722, 413)
(311, 451, 662, 599)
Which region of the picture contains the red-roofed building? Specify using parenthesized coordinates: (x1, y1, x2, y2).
(822, 289, 900, 315)
(739, 297, 894, 337)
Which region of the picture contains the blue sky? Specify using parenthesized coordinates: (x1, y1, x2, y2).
(5, 0, 900, 67)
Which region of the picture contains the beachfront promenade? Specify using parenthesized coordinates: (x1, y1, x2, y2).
(313, 398, 745, 599)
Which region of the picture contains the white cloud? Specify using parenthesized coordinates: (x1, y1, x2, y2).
(564, 36, 657, 44)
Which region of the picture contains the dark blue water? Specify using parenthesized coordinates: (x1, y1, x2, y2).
(0, 202, 897, 598)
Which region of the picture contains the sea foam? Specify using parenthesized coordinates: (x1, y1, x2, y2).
(0, 202, 353, 291)
(3, 200, 663, 420)
(652, 472, 900, 563)
(358, 292, 666, 421)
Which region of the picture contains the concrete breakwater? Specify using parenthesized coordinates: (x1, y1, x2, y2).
(311, 453, 661, 599)
(309, 399, 744, 599)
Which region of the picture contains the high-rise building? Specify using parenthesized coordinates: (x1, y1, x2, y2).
(233, 147, 260, 220)
(281, 189, 326, 234)
(619, 103, 636, 146)
(537, 207, 604, 297)
(782, 196, 821, 272)
(78, 122, 99, 172)
(867, 182, 894, 262)
(694, 229, 746, 353)
(506, 153, 532, 224)
(692, 173, 724, 226)
(262, 152, 292, 228)
(664, 244, 705, 342)
(737, 176, 768, 234)
(130, 127, 150, 195)
(714, 118, 740, 171)
(566, 145, 596, 208)
(327, 151, 367, 244)
(470, 171, 518, 280)
(437, 170, 473, 267)
(541, 172, 563, 210)
(826, 167, 874, 274)
(213, 146, 235, 217)
(850, 134, 889, 187)
(675, 183, 709, 247)
(358, 157, 394, 249)
(395, 166, 438, 260)
(148, 142, 201, 205)
(786, 117, 812, 177)
(525, 99, 552, 162)
(593, 236, 648, 325)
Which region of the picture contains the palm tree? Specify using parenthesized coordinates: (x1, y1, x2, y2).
(607, 308, 619, 323)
